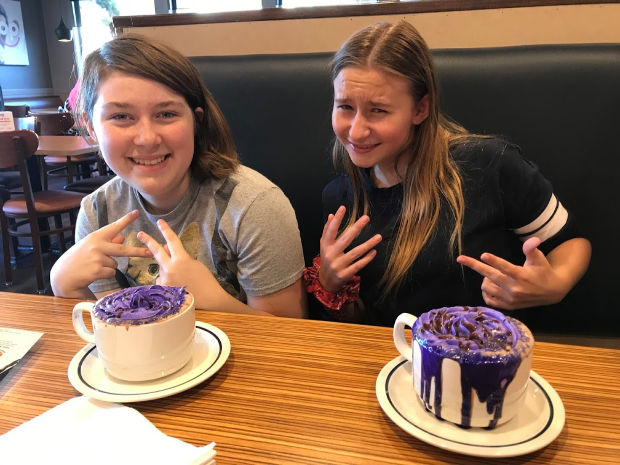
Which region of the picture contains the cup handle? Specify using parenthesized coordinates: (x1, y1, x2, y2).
(393, 313, 418, 362)
(72, 302, 95, 344)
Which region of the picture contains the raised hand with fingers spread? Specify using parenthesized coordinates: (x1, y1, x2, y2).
(318, 205, 382, 293)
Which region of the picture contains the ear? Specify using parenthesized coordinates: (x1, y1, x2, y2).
(194, 107, 204, 120)
(83, 113, 98, 143)
(412, 94, 430, 125)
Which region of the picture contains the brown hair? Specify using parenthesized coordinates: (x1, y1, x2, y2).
(331, 21, 474, 298)
(76, 33, 238, 181)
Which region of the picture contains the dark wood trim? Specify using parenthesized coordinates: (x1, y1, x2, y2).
(113, 1, 618, 29)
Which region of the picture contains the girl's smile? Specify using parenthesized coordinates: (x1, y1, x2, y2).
(347, 142, 381, 154)
(131, 154, 169, 166)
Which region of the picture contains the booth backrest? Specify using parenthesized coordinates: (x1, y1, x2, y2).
(191, 44, 620, 335)
(4, 95, 63, 112)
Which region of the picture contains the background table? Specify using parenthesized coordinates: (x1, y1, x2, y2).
(34, 134, 100, 188)
(34, 135, 98, 157)
(0, 293, 618, 464)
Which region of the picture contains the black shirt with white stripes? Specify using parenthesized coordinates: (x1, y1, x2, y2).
(318, 138, 581, 326)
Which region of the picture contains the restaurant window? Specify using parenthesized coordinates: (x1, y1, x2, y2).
(78, 0, 156, 60)
(173, 1, 262, 13)
(172, 1, 373, 13)
(75, 0, 380, 67)
(279, 1, 368, 6)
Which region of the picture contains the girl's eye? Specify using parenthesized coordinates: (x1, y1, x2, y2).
(159, 111, 178, 119)
(110, 113, 130, 121)
(371, 108, 387, 114)
(337, 104, 353, 111)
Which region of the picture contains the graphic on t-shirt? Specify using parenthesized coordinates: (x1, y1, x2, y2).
(125, 222, 200, 285)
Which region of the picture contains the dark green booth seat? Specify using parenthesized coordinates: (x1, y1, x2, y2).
(190, 44, 620, 340)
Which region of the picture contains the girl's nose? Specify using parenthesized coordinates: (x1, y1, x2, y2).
(133, 120, 161, 147)
(349, 113, 370, 140)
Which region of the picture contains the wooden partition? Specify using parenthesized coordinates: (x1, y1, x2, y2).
(113, 1, 620, 55)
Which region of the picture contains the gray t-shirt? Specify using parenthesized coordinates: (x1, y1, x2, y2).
(76, 165, 304, 301)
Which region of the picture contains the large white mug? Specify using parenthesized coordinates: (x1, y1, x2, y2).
(72, 286, 195, 382)
(393, 308, 534, 429)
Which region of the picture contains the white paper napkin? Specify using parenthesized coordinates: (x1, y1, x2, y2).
(0, 396, 216, 465)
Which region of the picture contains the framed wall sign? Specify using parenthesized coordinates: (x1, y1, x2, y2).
(0, 110, 14, 131)
(0, 0, 29, 66)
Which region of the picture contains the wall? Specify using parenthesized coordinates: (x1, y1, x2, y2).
(3, 3, 619, 100)
(0, 0, 54, 98)
(41, 0, 77, 100)
(121, 4, 620, 56)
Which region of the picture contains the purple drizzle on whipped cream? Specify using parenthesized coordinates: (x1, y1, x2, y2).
(413, 306, 531, 428)
(93, 285, 187, 325)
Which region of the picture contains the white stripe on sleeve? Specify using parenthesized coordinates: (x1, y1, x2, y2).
(512, 194, 568, 243)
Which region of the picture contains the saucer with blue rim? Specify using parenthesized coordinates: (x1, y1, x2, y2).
(68, 321, 230, 403)
(375, 355, 565, 458)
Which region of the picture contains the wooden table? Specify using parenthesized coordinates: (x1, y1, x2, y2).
(34, 135, 99, 157)
(33, 135, 100, 187)
(0, 293, 618, 464)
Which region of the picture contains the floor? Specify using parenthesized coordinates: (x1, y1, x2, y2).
(0, 245, 57, 296)
(1, 177, 618, 350)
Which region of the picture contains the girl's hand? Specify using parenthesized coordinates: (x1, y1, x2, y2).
(456, 237, 573, 310)
(50, 210, 152, 298)
(319, 205, 382, 293)
(137, 219, 228, 309)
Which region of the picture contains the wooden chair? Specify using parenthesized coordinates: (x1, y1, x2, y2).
(0, 186, 11, 285)
(34, 113, 98, 190)
(64, 156, 116, 194)
(63, 174, 116, 193)
(0, 130, 85, 293)
(0, 107, 29, 192)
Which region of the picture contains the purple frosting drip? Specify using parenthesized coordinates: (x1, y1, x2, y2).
(412, 306, 532, 428)
(94, 285, 187, 325)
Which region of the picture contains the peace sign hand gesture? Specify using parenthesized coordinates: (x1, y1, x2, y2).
(456, 237, 568, 310)
(50, 210, 153, 298)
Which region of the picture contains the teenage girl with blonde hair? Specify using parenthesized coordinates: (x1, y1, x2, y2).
(305, 21, 590, 325)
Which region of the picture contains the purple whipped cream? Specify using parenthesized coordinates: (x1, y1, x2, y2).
(93, 285, 188, 325)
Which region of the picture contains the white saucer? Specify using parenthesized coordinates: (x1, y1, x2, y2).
(376, 356, 565, 458)
(68, 321, 230, 403)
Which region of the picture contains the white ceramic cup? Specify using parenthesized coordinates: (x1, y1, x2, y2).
(72, 292, 196, 382)
(393, 311, 532, 428)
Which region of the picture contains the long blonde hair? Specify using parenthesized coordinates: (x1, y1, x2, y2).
(331, 21, 473, 298)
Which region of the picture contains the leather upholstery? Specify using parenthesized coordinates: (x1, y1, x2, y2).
(2, 190, 85, 214)
(191, 44, 620, 335)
